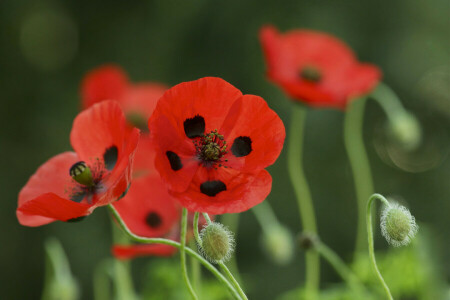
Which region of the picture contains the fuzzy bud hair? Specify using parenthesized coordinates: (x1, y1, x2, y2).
(199, 222, 235, 264)
(380, 203, 418, 247)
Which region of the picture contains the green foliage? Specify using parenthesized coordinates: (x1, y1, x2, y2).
(42, 238, 80, 300)
(141, 259, 230, 300)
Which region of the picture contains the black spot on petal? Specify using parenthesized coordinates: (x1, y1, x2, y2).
(200, 180, 227, 197)
(166, 151, 183, 171)
(184, 115, 205, 138)
(70, 191, 86, 203)
(104, 145, 118, 170)
(146, 211, 162, 228)
(231, 136, 252, 157)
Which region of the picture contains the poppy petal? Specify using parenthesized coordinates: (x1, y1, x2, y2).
(112, 174, 180, 238)
(149, 77, 242, 141)
(71, 100, 140, 206)
(17, 152, 92, 226)
(18, 193, 91, 225)
(171, 167, 272, 214)
(81, 65, 129, 109)
(151, 114, 199, 193)
(121, 83, 167, 120)
(112, 244, 177, 259)
(220, 95, 285, 171)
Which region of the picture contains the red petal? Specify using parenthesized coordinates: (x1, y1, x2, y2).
(121, 83, 167, 120)
(71, 101, 140, 205)
(81, 65, 129, 109)
(112, 244, 177, 259)
(149, 77, 242, 140)
(132, 134, 158, 177)
(113, 174, 180, 237)
(17, 152, 92, 226)
(151, 113, 199, 193)
(220, 94, 285, 172)
(171, 167, 272, 214)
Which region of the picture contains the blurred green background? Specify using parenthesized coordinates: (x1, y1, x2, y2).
(1, 0, 449, 299)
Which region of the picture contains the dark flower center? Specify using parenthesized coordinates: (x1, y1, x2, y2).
(300, 65, 322, 82)
(194, 130, 228, 167)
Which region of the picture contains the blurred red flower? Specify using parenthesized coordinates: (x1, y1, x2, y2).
(81, 64, 167, 175)
(260, 25, 381, 109)
(17, 101, 140, 226)
(148, 77, 285, 214)
(112, 174, 180, 259)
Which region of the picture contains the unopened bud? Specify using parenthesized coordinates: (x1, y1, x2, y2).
(388, 112, 422, 151)
(261, 225, 294, 265)
(380, 203, 418, 247)
(199, 222, 234, 264)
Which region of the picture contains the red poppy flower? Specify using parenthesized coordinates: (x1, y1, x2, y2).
(81, 64, 167, 175)
(111, 174, 212, 259)
(148, 77, 285, 214)
(111, 174, 180, 259)
(17, 101, 140, 227)
(259, 25, 381, 109)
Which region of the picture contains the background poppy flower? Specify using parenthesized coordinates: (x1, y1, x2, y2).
(17, 101, 140, 227)
(148, 77, 285, 214)
(260, 25, 382, 109)
(112, 174, 180, 259)
(81, 64, 168, 175)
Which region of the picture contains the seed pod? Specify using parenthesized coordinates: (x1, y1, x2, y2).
(69, 161, 94, 186)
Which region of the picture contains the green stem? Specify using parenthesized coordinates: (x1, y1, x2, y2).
(371, 82, 406, 122)
(108, 205, 242, 300)
(367, 194, 393, 300)
(109, 216, 137, 300)
(190, 239, 202, 298)
(252, 201, 279, 234)
(344, 97, 374, 258)
(315, 240, 367, 296)
(194, 212, 202, 245)
(181, 208, 198, 299)
(287, 104, 319, 299)
(202, 213, 248, 300)
(220, 213, 244, 286)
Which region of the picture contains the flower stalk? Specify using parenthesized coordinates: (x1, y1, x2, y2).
(344, 97, 374, 258)
(287, 104, 320, 299)
(181, 208, 198, 299)
(107, 205, 242, 300)
(201, 213, 248, 300)
(366, 194, 394, 300)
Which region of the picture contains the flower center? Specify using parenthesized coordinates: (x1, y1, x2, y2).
(194, 130, 228, 167)
(299, 65, 322, 82)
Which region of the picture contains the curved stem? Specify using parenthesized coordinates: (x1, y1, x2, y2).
(193, 212, 202, 245)
(252, 201, 279, 234)
(107, 205, 242, 300)
(220, 213, 244, 286)
(367, 194, 393, 300)
(315, 240, 367, 297)
(287, 104, 319, 299)
(344, 97, 374, 258)
(202, 213, 248, 300)
(181, 208, 198, 299)
(371, 82, 406, 122)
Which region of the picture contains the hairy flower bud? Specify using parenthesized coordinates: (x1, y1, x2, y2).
(388, 112, 422, 151)
(380, 203, 418, 247)
(199, 222, 235, 264)
(261, 225, 294, 265)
